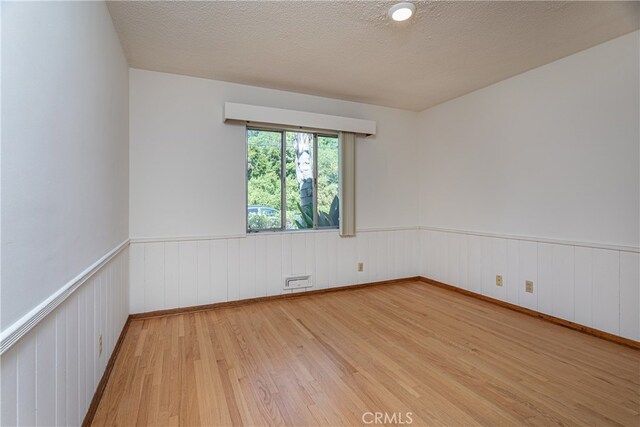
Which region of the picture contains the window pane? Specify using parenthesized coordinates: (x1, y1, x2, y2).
(247, 129, 282, 231)
(317, 135, 339, 228)
(285, 132, 314, 230)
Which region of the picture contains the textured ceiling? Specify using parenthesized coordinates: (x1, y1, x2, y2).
(107, 1, 639, 111)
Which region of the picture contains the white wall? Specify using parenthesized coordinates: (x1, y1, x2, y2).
(1, 2, 130, 426)
(128, 69, 422, 313)
(418, 31, 639, 249)
(2, 1, 130, 330)
(416, 31, 640, 341)
(130, 68, 419, 239)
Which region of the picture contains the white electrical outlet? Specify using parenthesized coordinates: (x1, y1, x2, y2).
(525, 280, 534, 293)
(358, 262, 364, 272)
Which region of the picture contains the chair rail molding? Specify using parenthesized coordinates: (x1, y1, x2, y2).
(129, 226, 420, 244)
(419, 226, 639, 253)
(0, 239, 130, 355)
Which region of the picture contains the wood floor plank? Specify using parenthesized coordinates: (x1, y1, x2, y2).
(92, 281, 640, 426)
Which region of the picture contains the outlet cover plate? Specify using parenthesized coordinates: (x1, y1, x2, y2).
(525, 280, 534, 293)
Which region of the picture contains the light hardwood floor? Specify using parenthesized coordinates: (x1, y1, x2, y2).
(92, 281, 639, 426)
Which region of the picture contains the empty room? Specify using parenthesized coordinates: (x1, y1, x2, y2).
(1, 1, 639, 426)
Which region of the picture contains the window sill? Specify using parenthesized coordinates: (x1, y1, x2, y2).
(246, 228, 339, 235)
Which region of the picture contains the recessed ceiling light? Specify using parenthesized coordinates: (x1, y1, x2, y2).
(388, 2, 416, 22)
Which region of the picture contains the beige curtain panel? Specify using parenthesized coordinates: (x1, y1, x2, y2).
(338, 131, 356, 237)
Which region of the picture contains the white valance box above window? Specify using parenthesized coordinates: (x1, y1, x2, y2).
(227, 102, 368, 237)
(223, 102, 377, 136)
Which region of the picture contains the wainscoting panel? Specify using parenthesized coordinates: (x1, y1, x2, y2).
(419, 229, 640, 341)
(592, 248, 620, 335)
(0, 246, 129, 427)
(620, 251, 640, 340)
(574, 246, 594, 327)
(467, 235, 482, 294)
(129, 229, 420, 314)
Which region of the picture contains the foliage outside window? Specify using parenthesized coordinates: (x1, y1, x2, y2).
(247, 128, 339, 232)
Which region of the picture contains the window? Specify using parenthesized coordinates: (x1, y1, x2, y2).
(247, 128, 339, 232)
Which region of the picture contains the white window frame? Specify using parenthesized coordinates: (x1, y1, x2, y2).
(246, 126, 339, 233)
